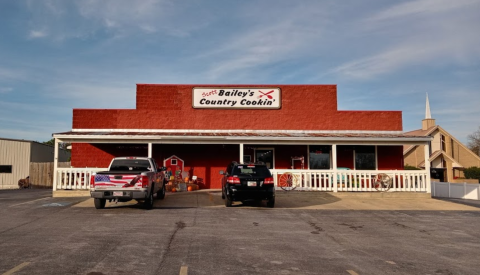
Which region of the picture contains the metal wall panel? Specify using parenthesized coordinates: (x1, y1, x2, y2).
(0, 139, 31, 189)
(31, 142, 70, 162)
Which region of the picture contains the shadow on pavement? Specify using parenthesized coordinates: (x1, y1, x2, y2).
(433, 197, 480, 209)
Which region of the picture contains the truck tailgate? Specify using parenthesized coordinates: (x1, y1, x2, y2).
(94, 174, 143, 189)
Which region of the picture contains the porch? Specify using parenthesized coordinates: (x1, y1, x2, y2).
(52, 130, 432, 194)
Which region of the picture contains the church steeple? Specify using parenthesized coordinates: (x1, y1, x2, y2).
(422, 93, 436, 130)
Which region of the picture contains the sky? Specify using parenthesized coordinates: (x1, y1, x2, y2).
(0, 0, 479, 144)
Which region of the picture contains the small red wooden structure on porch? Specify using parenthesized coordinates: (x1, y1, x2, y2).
(163, 155, 185, 179)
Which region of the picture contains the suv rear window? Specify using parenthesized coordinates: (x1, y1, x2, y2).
(232, 165, 271, 177)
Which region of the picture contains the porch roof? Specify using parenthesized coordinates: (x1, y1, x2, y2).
(53, 129, 432, 145)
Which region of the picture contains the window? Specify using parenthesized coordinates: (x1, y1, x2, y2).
(0, 165, 12, 173)
(255, 149, 274, 169)
(451, 138, 454, 158)
(171, 159, 177, 165)
(309, 145, 331, 169)
(355, 146, 376, 170)
(441, 135, 446, 151)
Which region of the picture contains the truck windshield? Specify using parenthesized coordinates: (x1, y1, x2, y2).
(110, 159, 151, 171)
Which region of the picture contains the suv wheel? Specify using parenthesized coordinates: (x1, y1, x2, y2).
(225, 196, 233, 207)
(267, 197, 275, 208)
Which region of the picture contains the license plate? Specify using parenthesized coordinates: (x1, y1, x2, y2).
(247, 181, 257, 187)
(113, 191, 123, 196)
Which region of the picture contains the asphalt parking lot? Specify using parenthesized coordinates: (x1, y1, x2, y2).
(1, 189, 480, 275)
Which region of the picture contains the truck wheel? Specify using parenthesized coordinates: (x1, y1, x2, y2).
(94, 198, 106, 209)
(267, 197, 275, 208)
(144, 191, 154, 209)
(157, 183, 166, 200)
(225, 196, 233, 207)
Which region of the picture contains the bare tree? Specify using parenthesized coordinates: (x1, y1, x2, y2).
(468, 126, 480, 156)
(43, 138, 71, 151)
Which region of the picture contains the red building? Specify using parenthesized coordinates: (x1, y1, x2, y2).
(53, 84, 431, 192)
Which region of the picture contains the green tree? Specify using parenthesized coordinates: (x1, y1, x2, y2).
(464, 167, 480, 181)
(467, 126, 480, 156)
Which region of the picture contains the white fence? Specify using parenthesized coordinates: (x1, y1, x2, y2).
(54, 167, 429, 193)
(54, 168, 106, 190)
(432, 182, 480, 200)
(271, 169, 429, 192)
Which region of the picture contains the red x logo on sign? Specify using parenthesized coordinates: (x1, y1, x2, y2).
(258, 90, 274, 99)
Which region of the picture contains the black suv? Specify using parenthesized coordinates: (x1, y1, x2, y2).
(220, 162, 275, 208)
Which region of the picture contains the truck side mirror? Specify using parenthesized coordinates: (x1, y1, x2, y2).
(160, 166, 167, 171)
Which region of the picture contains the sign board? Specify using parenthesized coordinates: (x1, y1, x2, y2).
(192, 87, 281, 109)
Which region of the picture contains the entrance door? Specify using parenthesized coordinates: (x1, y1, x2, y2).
(430, 168, 445, 182)
(255, 149, 274, 169)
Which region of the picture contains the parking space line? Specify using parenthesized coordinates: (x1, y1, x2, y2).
(9, 197, 50, 207)
(346, 270, 359, 275)
(2, 262, 30, 275)
(179, 266, 188, 275)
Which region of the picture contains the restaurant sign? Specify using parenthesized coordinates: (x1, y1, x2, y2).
(192, 88, 281, 109)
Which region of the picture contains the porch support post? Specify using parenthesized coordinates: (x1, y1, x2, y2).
(239, 143, 244, 164)
(424, 143, 431, 193)
(148, 143, 152, 158)
(53, 138, 59, 191)
(332, 144, 338, 192)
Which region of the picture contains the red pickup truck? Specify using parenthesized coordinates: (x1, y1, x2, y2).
(90, 157, 167, 209)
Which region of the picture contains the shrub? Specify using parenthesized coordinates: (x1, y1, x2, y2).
(464, 167, 480, 181)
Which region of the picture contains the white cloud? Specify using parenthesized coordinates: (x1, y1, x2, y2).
(0, 67, 25, 81)
(28, 29, 47, 38)
(194, 4, 328, 81)
(0, 87, 13, 94)
(330, 0, 480, 80)
(20, 0, 213, 42)
(368, 0, 479, 21)
(46, 82, 136, 109)
(76, 0, 166, 32)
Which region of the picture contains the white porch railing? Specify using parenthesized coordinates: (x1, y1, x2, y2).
(54, 167, 429, 193)
(54, 168, 106, 190)
(270, 169, 429, 192)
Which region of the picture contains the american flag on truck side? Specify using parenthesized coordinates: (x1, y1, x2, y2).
(94, 174, 142, 187)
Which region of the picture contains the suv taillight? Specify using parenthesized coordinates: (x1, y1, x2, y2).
(227, 176, 241, 184)
(264, 177, 274, 185)
(90, 175, 95, 188)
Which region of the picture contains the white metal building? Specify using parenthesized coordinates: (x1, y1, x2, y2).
(0, 138, 70, 189)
